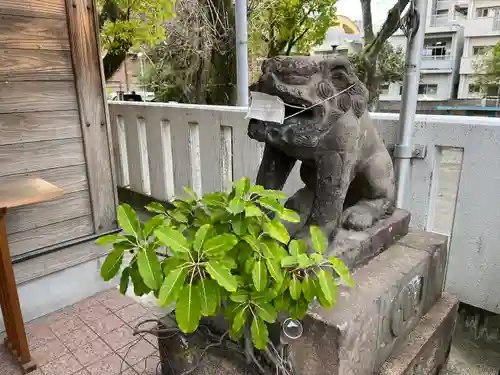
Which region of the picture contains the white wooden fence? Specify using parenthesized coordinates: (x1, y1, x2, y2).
(109, 101, 500, 314)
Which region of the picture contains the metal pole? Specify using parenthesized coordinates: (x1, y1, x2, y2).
(235, 0, 249, 106)
(395, 0, 429, 208)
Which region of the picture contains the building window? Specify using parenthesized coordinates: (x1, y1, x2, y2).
(399, 86, 404, 95)
(436, 9, 448, 15)
(486, 85, 500, 96)
(476, 7, 489, 18)
(380, 83, 390, 95)
(473, 46, 493, 55)
(423, 40, 449, 58)
(418, 84, 438, 95)
(468, 84, 481, 94)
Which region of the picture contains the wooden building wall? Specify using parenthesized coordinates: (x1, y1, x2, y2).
(0, 0, 117, 261)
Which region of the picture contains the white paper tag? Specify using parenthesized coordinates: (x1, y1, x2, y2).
(245, 92, 285, 124)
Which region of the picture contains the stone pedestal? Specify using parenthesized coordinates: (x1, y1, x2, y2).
(157, 210, 458, 375)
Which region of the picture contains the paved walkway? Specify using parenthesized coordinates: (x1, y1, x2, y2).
(1, 289, 160, 375)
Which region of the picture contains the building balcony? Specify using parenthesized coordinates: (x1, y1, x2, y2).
(421, 55, 454, 72)
(429, 13, 466, 28)
(464, 17, 500, 37)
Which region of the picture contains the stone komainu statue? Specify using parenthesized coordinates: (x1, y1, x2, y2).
(247, 55, 396, 243)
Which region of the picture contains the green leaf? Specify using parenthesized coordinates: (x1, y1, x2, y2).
(266, 258, 284, 283)
(168, 209, 188, 223)
(183, 186, 198, 200)
(96, 234, 127, 245)
(129, 265, 150, 297)
(251, 317, 269, 350)
(289, 275, 302, 300)
(245, 204, 263, 217)
(281, 256, 298, 268)
(232, 306, 248, 333)
(254, 302, 277, 323)
(329, 257, 355, 288)
(197, 278, 218, 316)
(143, 215, 165, 239)
(289, 240, 307, 256)
(301, 274, 315, 302)
(262, 239, 288, 259)
(230, 290, 249, 303)
(310, 226, 327, 254)
(273, 291, 291, 311)
(259, 241, 275, 259)
(289, 298, 309, 320)
(202, 193, 227, 208)
(298, 253, 314, 268)
(155, 226, 191, 253)
(258, 197, 284, 214)
(162, 257, 183, 276)
(117, 204, 142, 240)
(227, 197, 246, 214)
(145, 202, 166, 214)
(252, 260, 268, 292)
(245, 257, 256, 274)
(206, 261, 238, 292)
(176, 283, 201, 334)
(193, 224, 212, 252)
(264, 219, 290, 244)
(242, 235, 262, 256)
(233, 177, 250, 197)
(203, 234, 238, 256)
(310, 253, 324, 264)
(137, 247, 163, 290)
(100, 246, 124, 281)
(257, 189, 287, 200)
(231, 218, 248, 236)
(119, 267, 130, 295)
(279, 208, 301, 223)
(158, 268, 186, 307)
(317, 269, 338, 308)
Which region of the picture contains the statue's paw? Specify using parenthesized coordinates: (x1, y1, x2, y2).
(342, 205, 376, 231)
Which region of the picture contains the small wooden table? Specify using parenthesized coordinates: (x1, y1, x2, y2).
(0, 178, 63, 373)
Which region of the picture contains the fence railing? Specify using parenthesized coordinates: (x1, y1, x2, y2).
(108, 102, 500, 314)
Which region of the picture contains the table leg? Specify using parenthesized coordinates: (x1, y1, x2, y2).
(0, 208, 35, 372)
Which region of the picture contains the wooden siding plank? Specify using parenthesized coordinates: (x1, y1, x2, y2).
(1, 165, 89, 195)
(65, 0, 118, 234)
(0, 111, 81, 146)
(0, 139, 86, 177)
(0, 14, 70, 50)
(0, 82, 78, 114)
(9, 215, 94, 258)
(0, 49, 73, 81)
(5, 190, 92, 235)
(0, 0, 66, 19)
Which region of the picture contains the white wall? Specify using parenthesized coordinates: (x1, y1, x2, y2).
(381, 74, 454, 101)
(464, 35, 500, 56)
(458, 74, 483, 98)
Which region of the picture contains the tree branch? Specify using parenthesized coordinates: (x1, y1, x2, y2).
(359, 0, 374, 43)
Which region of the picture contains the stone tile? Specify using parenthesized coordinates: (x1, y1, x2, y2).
(86, 314, 124, 335)
(72, 296, 103, 313)
(115, 305, 148, 324)
(41, 353, 83, 375)
(72, 370, 91, 375)
(72, 338, 112, 366)
(50, 316, 86, 337)
(101, 325, 137, 351)
(31, 337, 68, 366)
(98, 291, 135, 312)
(133, 356, 161, 375)
(60, 325, 98, 351)
(79, 305, 112, 324)
(126, 315, 160, 349)
(46, 309, 77, 324)
(86, 353, 130, 375)
(117, 339, 157, 367)
(25, 322, 57, 349)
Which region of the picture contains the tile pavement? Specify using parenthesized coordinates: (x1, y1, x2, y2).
(0, 289, 162, 375)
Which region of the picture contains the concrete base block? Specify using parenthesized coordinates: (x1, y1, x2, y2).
(378, 294, 459, 375)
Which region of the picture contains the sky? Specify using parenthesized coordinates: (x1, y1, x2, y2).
(336, 0, 395, 27)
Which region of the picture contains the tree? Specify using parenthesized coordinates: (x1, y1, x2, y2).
(349, 42, 405, 104)
(358, 0, 410, 106)
(138, 0, 236, 105)
(248, 0, 337, 58)
(472, 42, 500, 97)
(98, 0, 175, 81)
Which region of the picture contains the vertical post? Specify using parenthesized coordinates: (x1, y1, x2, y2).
(395, 0, 429, 208)
(235, 0, 249, 106)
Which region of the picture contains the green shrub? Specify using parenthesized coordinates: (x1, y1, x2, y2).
(97, 178, 353, 350)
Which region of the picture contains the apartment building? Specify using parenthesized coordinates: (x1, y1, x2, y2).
(458, 0, 500, 99)
(381, 0, 466, 101)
